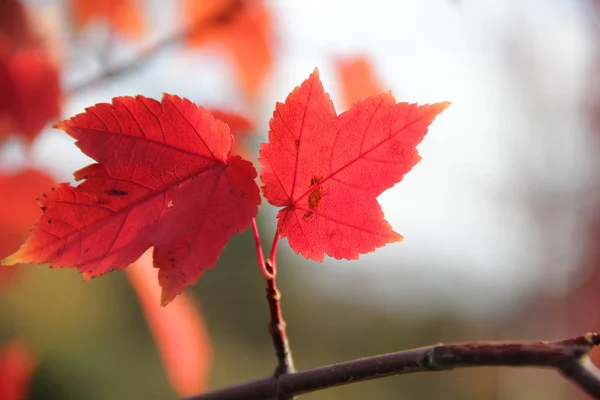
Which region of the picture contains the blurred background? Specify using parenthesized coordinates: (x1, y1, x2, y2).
(1, 0, 600, 398)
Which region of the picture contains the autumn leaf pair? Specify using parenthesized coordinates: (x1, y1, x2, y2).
(2, 69, 449, 305)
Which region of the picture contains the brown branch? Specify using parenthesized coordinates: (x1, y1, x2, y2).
(66, 0, 247, 95)
(183, 333, 600, 400)
(264, 260, 295, 400)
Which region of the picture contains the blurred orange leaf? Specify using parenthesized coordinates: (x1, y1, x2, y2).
(0, 169, 55, 286)
(0, 339, 37, 400)
(0, 169, 55, 260)
(186, 0, 273, 99)
(126, 249, 212, 396)
(69, 0, 144, 38)
(336, 55, 385, 109)
(211, 109, 254, 157)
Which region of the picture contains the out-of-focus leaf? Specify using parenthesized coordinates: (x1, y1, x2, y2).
(336, 55, 385, 109)
(0, 47, 61, 143)
(126, 249, 212, 396)
(0, 339, 37, 400)
(0, 169, 55, 287)
(185, 0, 273, 99)
(69, 0, 144, 38)
(211, 108, 254, 158)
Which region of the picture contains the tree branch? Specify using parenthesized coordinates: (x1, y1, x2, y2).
(66, 0, 248, 95)
(264, 260, 295, 379)
(183, 333, 600, 400)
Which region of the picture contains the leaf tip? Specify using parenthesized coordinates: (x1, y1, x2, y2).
(1, 252, 21, 267)
(52, 120, 68, 131)
(437, 101, 451, 111)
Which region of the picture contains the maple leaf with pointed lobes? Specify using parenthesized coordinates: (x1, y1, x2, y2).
(260, 69, 449, 262)
(2, 95, 261, 305)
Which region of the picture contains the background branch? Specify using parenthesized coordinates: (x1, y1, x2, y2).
(184, 333, 600, 400)
(67, 0, 247, 95)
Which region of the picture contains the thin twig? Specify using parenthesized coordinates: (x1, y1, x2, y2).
(251, 218, 272, 280)
(268, 230, 279, 268)
(264, 260, 295, 379)
(66, 0, 248, 95)
(183, 333, 600, 400)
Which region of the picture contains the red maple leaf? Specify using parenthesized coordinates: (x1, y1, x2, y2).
(185, 0, 273, 99)
(126, 249, 212, 396)
(69, 0, 144, 38)
(260, 69, 449, 261)
(0, 339, 37, 400)
(2, 95, 260, 304)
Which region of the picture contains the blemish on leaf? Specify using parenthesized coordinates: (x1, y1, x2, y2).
(167, 200, 174, 208)
(294, 139, 300, 148)
(106, 188, 128, 196)
(47, 219, 52, 224)
(308, 176, 324, 211)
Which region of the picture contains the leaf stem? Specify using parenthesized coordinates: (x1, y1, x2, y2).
(251, 218, 272, 280)
(183, 333, 600, 400)
(268, 229, 280, 269)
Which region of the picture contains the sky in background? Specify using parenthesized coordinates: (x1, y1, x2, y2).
(3, 0, 598, 317)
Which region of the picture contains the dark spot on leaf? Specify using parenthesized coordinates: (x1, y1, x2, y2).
(106, 188, 128, 196)
(295, 139, 300, 148)
(304, 211, 313, 219)
(169, 257, 175, 262)
(40, 206, 46, 211)
(84, 248, 90, 254)
(47, 219, 52, 224)
(310, 176, 322, 186)
(308, 176, 324, 211)
(42, 193, 47, 198)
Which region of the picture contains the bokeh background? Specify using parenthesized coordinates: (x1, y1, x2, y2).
(2, 0, 600, 399)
